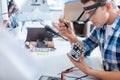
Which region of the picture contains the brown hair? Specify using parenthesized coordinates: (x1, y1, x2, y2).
(80, 0, 107, 4)
(80, 0, 118, 9)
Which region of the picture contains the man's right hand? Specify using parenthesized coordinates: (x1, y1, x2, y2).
(57, 18, 75, 40)
(53, 18, 82, 44)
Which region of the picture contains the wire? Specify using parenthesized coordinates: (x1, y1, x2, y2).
(59, 66, 88, 80)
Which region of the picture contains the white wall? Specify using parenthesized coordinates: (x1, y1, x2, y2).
(49, 10, 63, 22)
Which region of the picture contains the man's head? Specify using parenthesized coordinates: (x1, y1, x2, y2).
(80, 0, 119, 28)
(81, 0, 117, 8)
(81, 0, 105, 4)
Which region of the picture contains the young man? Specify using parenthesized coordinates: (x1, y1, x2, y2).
(57, 0, 120, 80)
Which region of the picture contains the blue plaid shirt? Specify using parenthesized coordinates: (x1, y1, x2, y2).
(83, 15, 120, 71)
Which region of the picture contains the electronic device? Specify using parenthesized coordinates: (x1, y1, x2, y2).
(39, 75, 61, 80)
(26, 28, 53, 42)
(59, 18, 69, 29)
(68, 42, 86, 61)
(45, 25, 68, 41)
(25, 28, 54, 48)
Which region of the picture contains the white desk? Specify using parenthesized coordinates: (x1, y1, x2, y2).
(0, 30, 103, 80)
(27, 38, 103, 80)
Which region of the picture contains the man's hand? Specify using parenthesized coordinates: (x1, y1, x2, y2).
(67, 53, 91, 75)
(58, 19, 75, 39)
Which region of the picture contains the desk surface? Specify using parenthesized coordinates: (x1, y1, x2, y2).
(27, 38, 103, 80)
(0, 32, 103, 80)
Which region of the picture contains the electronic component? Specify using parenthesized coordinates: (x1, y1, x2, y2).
(68, 42, 86, 61)
(39, 75, 61, 80)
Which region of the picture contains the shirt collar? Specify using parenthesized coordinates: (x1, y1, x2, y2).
(110, 14, 120, 30)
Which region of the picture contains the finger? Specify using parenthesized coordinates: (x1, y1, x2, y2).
(80, 54, 85, 60)
(58, 22, 65, 28)
(67, 53, 79, 63)
(67, 53, 74, 61)
(59, 18, 70, 29)
(59, 27, 67, 33)
(78, 54, 85, 63)
(59, 18, 65, 23)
